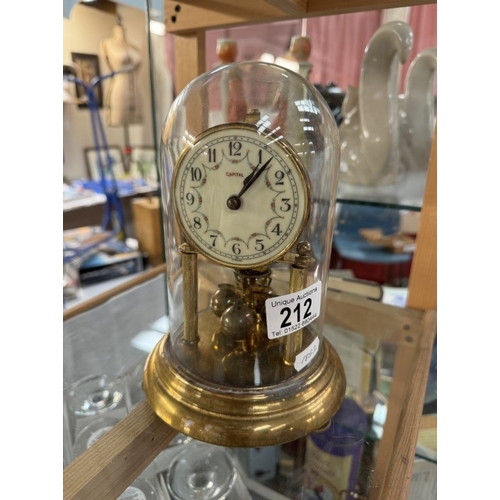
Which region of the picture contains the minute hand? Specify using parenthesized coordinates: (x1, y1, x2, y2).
(236, 157, 273, 199)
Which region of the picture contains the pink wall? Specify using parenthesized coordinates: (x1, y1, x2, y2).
(165, 7, 437, 94)
(306, 11, 383, 89)
(401, 4, 438, 91)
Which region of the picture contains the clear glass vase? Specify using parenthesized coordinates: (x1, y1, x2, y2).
(166, 443, 251, 500)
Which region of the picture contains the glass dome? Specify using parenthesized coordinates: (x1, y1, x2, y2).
(144, 61, 345, 447)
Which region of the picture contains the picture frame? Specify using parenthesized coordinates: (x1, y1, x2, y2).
(130, 146, 158, 185)
(84, 146, 125, 181)
(71, 52, 103, 108)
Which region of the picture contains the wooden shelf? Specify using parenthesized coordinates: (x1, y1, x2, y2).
(164, 0, 435, 34)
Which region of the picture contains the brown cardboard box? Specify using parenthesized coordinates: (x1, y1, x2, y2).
(131, 196, 164, 266)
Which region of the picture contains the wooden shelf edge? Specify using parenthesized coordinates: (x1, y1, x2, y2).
(63, 401, 178, 500)
(265, 0, 308, 17)
(370, 310, 437, 500)
(164, 0, 287, 34)
(407, 125, 437, 311)
(325, 290, 424, 343)
(165, 0, 436, 34)
(63, 264, 166, 322)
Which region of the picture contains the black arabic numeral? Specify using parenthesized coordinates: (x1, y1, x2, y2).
(280, 198, 291, 212)
(232, 242, 241, 255)
(229, 141, 242, 156)
(271, 223, 282, 236)
(303, 298, 312, 319)
(191, 166, 202, 182)
(280, 307, 292, 328)
(293, 303, 301, 323)
(255, 239, 264, 251)
(208, 148, 217, 163)
(275, 170, 285, 185)
(256, 149, 263, 164)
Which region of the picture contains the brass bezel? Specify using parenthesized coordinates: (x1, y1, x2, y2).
(171, 121, 312, 269)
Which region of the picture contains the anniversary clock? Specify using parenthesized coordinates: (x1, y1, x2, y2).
(144, 61, 346, 447)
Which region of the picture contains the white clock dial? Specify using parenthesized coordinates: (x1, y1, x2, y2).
(172, 122, 311, 268)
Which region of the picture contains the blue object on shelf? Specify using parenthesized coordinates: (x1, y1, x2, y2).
(306, 398, 369, 498)
(64, 68, 133, 240)
(333, 203, 413, 265)
(80, 179, 144, 197)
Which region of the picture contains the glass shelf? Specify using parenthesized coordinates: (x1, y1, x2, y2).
(336, 170, 428, 212)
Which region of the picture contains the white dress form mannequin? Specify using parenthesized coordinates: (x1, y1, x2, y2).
(100, 24, 143, 126)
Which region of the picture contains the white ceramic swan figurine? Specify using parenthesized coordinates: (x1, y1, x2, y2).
(398, 47, 437, 172)
(339, 21, 413, 186)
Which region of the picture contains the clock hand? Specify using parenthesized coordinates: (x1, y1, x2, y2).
(239, 157, 273, 197)
(241, 160, 263, 188)
(227, 157, 273, 210)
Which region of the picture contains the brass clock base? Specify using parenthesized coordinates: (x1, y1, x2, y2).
(143, 334, 346, 448)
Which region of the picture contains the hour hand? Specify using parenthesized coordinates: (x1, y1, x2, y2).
(227, 157, 272, 210)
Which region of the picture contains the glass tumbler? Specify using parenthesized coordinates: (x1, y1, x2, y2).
(117, 477, 159, 500)
(166, 442, 251, 500)
(67, 373, 127, 441)
(123, 357, 148, 411)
